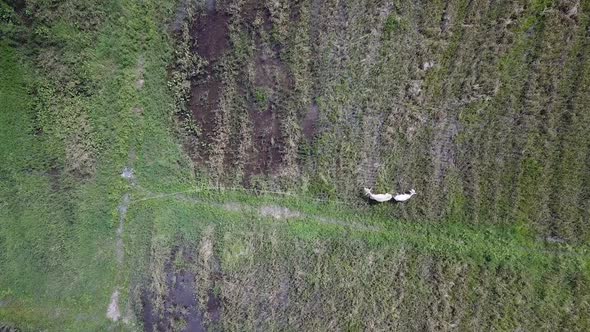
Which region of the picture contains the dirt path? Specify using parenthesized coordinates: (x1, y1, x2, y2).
(132, 188, 588, 258)
(106, 290, 120, 322)
(106, 54, 145, 323)
(134, 189, 381, 232)
(107, 168, 134, 323)
(116, 192, 131, 264)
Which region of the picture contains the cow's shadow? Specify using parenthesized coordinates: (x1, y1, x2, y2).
(359, 191, 398, 206)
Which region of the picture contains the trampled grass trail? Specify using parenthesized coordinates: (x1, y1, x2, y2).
(130, 184, 590, 265)
(129, 184, 590, 331)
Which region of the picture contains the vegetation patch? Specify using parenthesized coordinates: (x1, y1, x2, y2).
(1, 0, 590, 330)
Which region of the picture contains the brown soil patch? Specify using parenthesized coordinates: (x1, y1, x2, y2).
(142, 246, 222, 332)
(222, 202, 243, 212)
(116, 193, 130, 265)
(189, 6, 230, 163)
(194, 11, 230, 61)
(106, 290, 121, 322)
(184, 0, 297, 182)
(189, 78, 222, 160)
(245, 105, 283, 177)
(143, 247, 204, 331)
(240, 2, 292, 180)
(431, 113, 459, 184)
(254, 51, 287, 89)
(241, 0, 270, 25)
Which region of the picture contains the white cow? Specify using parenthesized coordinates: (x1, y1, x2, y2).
(363, 188, 416, 203)
(363, 188, 392, 202)
(393, 189, 416, 202)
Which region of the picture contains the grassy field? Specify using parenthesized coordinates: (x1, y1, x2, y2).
(0, 0, 190, 329)
(128, 189, 589, 331)
(1, 0, 590, 331)
(174, 0, 590, 243)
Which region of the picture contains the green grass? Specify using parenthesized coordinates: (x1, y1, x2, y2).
(0, 0, 184, 330)
(129, 188, 590, 330)
(1, 0, 590, 330)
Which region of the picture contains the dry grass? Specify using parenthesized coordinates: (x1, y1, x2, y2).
(174, 0, 590, 243)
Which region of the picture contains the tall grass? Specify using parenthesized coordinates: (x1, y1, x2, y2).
(1, 0, 589, 330)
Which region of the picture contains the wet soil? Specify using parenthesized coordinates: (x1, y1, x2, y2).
(141, 290, 155, 331)
(143, 247, 203, 332)
(142, 246, 221, 332)
(207, 288, 222, 323)
(190, 5, 230, 163)
(185, 0, 299, 182)
(244, 103, 283, 178)
(194, 11, 230, 61)
(240, 1, 290, 180)
(6, 0, 31, 26)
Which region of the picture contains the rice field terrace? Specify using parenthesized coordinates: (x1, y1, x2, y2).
(1, 0, 589, 331)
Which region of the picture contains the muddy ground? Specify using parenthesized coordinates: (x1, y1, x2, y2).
(185, 0, 305, 184)
(142, 246, 220, 332)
